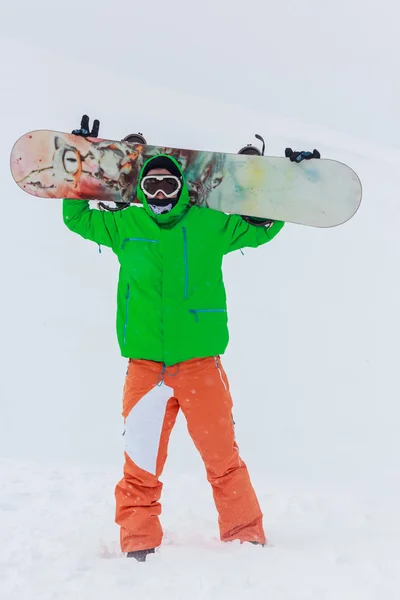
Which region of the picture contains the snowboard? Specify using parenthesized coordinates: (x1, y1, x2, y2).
(10, 130, 362, 228)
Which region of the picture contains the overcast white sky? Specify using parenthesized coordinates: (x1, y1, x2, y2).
(2, 0, 399, 148)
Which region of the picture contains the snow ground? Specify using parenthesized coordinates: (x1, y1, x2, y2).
(2, 459, 399, 600)
(2, 1, 400, 598)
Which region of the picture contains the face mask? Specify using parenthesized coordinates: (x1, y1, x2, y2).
(148, 202, 175, 214)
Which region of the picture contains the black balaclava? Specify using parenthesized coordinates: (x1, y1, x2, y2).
(141, 156, 182, 214)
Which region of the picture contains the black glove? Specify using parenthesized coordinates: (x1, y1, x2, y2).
(285, 148, 321, 163)
(72, 114, 100, 138)
(242, 215, 274, 228)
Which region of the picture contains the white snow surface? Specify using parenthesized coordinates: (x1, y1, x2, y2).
(2, 2, 400, 598)
(1, 460, 399, 600)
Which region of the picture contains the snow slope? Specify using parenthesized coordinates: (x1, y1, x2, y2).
(1, 2, 400, 598)
(1, 459, 399, 600)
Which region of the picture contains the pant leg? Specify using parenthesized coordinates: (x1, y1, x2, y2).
(115, 359, 179, 552)
(168, 357, 266, 545)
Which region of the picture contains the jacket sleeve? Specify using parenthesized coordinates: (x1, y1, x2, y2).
(63, 199, 120, 248)
(223, 214, 284, 254)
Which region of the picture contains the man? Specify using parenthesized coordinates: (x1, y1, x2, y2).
(64, 117, 314, 562)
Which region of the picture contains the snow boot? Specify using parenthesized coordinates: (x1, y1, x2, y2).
(126, 548, 155, 562)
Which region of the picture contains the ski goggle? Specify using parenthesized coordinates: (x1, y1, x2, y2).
(140, 175, 182, 199)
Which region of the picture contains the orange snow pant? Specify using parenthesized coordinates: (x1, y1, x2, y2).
(115, 356, 266, 552)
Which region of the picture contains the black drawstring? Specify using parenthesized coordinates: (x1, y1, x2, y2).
(157, 362, 180, 386)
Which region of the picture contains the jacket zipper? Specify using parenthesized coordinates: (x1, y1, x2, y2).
(122, 237, 159, 249)
(189, 309, 226, 322)
(183, 227, 188, 299)
(123, 284, 130, 345)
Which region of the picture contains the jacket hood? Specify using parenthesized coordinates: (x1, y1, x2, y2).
(136, 154, 191, 228)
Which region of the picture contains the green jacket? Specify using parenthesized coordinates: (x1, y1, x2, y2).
(63, 155, 284, 366)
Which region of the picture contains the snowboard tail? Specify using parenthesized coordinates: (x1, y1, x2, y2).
(10, 130, 362, 228)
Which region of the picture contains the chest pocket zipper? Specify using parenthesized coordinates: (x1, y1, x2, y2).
(121, 237, 159, 250)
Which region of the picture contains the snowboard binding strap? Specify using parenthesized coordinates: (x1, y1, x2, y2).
(238, 134, 265, 156)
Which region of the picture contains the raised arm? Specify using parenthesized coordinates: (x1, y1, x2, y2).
(223, 214, 284, 254)
(63, 199, 120, 249)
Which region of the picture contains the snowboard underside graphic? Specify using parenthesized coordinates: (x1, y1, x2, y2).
(10, 130, 362, 227)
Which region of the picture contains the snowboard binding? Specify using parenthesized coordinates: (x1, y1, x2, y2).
(123, 132, 147, 145)
(238, 134, 265, 156)
(97, 200, 132, 212)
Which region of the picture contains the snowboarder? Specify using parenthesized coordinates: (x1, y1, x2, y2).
(64, 116, 315, 562)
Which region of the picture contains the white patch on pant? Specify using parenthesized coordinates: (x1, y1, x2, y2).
(125, 384, 172, 475)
